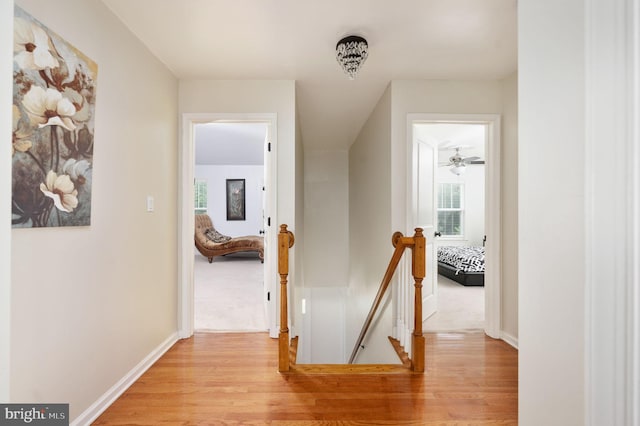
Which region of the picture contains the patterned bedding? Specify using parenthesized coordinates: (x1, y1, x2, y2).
(437, 246, 485, 274)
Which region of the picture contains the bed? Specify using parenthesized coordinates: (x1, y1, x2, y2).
(437, 245, 485, 286)
(194, 214, 264, 263)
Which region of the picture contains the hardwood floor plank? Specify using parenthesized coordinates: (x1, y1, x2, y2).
(93, 332, 517, 425)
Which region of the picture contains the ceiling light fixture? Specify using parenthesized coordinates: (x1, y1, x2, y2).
(336, 35, 368, 80)
(450, 165, 466, 176)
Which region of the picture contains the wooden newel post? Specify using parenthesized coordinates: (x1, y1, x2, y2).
(411, 228, 426, 372)
(278, 224, 294, 372)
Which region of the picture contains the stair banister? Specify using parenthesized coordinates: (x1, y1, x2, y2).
(278, 224, 294, 372)
(411, 228, 425, 372)
(277, 225, 426, 374)
(347, 232, 407, 364)
(348, 228, 426, 372)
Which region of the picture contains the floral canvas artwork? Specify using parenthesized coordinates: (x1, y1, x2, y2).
(12, 6, 98, 228)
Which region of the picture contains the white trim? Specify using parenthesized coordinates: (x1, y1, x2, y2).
(501, 331, 519, 350)
(178, 114, 196, 338)
(71, 333, 178, 426)
(406, 113, 501, 339)
(631, 3, 640, 422)
(585, 0, 639, 424)
(179, 113, 278, 339)
(483, 115, 502, 340)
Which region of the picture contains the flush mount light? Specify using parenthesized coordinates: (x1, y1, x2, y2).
(336, 35, 368, 80)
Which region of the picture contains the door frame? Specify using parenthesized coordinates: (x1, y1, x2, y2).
(178, 113, 278, 339)
(407, 113, 502, 339)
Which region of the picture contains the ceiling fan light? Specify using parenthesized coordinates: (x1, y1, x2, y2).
(450, 165, 466, 175)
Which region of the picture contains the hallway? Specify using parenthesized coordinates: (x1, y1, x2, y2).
(94, 332, 517, 424)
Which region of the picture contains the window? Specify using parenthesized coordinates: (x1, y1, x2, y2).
(194, 179, 208, 214)
(438, 183, 464, 237)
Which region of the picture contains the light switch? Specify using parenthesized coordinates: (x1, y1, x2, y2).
(146, 196, 154, 212)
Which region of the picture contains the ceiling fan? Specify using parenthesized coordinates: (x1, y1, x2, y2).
(439, 147, 484, 175)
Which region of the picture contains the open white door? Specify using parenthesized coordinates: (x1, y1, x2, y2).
(262, 126, 276, 337)
(412, 130, 439, 321)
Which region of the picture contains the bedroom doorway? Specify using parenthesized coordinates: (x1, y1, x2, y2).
(424, 123, 486, 331)
(178, 113, 278, 339)
(408, 113, 501, 339)
(193, 122, 269, 332)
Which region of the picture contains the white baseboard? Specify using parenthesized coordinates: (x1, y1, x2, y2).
(501, 331, 519, 349)
(71, 332, 179, 426)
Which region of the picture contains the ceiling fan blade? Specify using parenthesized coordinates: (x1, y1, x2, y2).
(469, 160, 485, 165)
(461, 156, 481, 163)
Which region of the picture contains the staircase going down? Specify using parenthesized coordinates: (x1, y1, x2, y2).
(277, 224, 426, 374)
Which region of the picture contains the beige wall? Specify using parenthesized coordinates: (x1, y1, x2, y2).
(0, 0, 13, 403)
(11, 0, 179, 421)
(300, 150, 349, 363)
(304, 151, 349, 287)
(293, 102, 304, 345)
(501, 72, 518, 341)
(348, 84, 396, 363)
(519, 0, 585, 423)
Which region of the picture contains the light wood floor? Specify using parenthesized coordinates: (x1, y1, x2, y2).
(94, 332, 517, 425)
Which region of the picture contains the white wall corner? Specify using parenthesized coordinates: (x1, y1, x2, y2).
(71, 333, 178, 425)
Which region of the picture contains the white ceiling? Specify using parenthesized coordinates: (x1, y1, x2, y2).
(415, 123, 485, 157)
(195, 123, 267, 165)
(101, 0, 517, 151)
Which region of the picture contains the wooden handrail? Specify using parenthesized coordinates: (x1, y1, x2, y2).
(347, 233, 407, 364)
(278, 224, 294, 372)
(348, 228, 425, 372)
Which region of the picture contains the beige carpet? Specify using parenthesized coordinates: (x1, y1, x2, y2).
(195, 256, 481, 333)
(194, 253, 267, 332)
(424, 275, 485, 332)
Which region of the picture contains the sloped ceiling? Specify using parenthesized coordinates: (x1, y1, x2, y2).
(101, 0, 517, 151)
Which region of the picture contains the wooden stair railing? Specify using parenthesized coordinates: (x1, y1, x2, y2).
(278, 224, 295, 372)
(277, 225, 425, 373)
(348, 228, 425, 372)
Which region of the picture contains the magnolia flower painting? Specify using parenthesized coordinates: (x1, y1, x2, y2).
(12, 6, 98, 228)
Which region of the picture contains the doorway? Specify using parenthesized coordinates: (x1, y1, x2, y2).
(193, 122, 268, 332)
(407, 113, 501, 339)
(419, 123, 486, 331)
(178, 113, 278, 339)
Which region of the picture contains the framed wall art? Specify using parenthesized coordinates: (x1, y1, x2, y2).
(226, 179, 245, 221)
